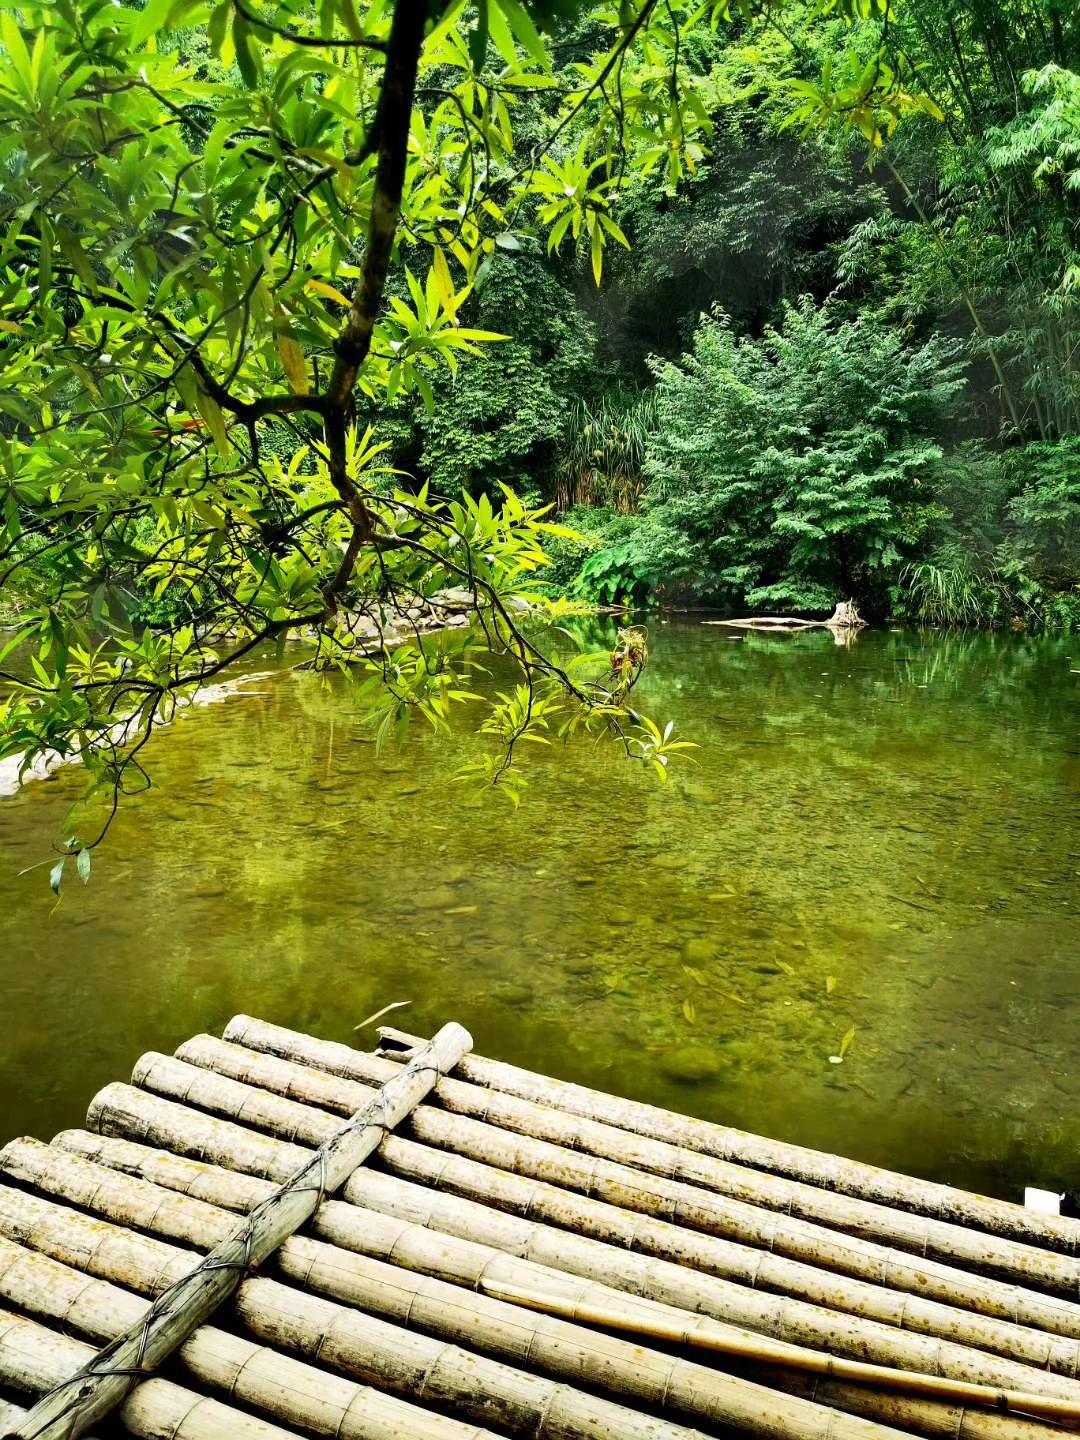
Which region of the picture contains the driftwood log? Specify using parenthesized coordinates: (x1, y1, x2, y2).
(3, 1022, 472, 1440)
(702, 601, 867, 632)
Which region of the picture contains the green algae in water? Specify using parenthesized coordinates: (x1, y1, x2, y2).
(1, 623, 1078, 1203)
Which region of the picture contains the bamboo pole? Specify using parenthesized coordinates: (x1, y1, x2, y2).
(0, 1308, 302, 1440)
(374, 1025, 1080, 1257)
(346, 1151, 1080, 1353)
(478, 1277, 1080, 1425)
(54, 1130, 274, 1212)
(8, 1022, 472, 1440)
(29, 1131, 1080, 1388)
(0, 1192, 887, 1440)
(141, 1039, 1080, 1322)
(236, 1273, 883, 1440)
(0, 1180, 903, 1438)
(76, 1077, 1080, 1406)
(219, 1019, 1080, 1294)
(55, 1125, 1080, 1361)
(8, 1162, 1072, 1440)
(0, 1179, 957, 1440)
(6, 1140, 1076, 1435)
(0, 1238, 492, 1440)
(89, 1082, 310, 1183)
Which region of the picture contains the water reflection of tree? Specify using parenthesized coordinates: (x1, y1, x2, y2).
(629, 624, 1074, 742)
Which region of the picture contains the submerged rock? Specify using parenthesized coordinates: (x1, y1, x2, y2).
(564, 958, 595, 975)
(414, 886, 460, 910)
(661, 1046, 724, 1084)
(499, 984, 534, 1006)
(682, 937, 716, 964)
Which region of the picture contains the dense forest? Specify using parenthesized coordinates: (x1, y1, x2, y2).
(0, 0, 1078, 861)
(365, 2, 1080, 628)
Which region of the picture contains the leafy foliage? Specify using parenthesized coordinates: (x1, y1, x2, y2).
(0, 0, 740, 866)
(608, 298, 965, 611)
(553, 389, 657, 514)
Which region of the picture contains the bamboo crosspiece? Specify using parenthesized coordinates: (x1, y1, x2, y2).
(2, 1022, 472, 1440)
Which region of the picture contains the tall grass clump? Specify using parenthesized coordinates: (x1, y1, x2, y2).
(554, 389, 658, 514)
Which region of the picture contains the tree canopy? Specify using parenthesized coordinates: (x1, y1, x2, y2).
(2, 0, 1077, 880)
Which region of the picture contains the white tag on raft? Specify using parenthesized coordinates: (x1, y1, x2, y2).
(1024, 1187, 1064, 1215)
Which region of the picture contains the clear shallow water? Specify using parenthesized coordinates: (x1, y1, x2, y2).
(1, 622, 1078, 1202)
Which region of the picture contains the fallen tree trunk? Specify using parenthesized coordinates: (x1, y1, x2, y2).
(701, 602, 867, 632)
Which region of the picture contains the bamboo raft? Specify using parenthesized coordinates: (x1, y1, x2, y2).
(2, 1020, 1080, 1439)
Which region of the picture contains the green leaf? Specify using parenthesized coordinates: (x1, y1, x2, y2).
(276, 333, 309, 395)
(468, 0, 489, 73)
(49, 859, 64, 896)
(338, 0, 366, 43)
(496, 0, 548, 67)
(194, 382, 231, 457)
(76, 848, 91, 884)
(432, 247, 456, 314)
(233, 10, 260, 88)
(207, 0, 230, 56)
(132, 0, 182, 45)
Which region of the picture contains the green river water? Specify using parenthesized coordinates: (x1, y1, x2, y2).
(1, 621, 1078, 1202)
